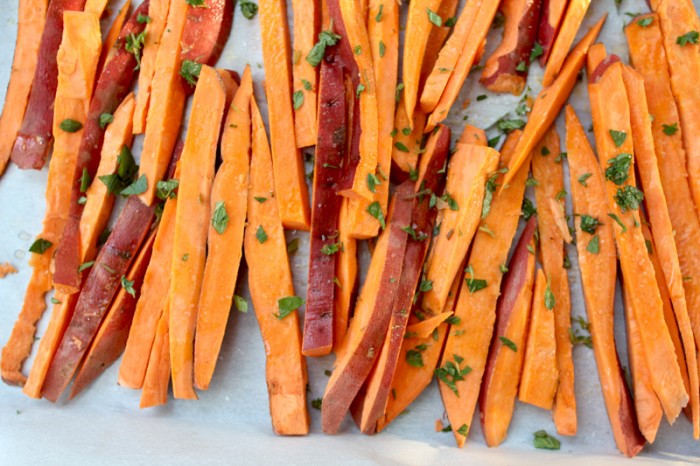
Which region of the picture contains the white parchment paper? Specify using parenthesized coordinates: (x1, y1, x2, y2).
(1, 0, 699, 464)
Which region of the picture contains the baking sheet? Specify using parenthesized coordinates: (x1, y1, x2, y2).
(0, 0, 699, 464)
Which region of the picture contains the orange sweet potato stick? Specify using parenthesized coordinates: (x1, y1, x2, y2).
(0, 10, 101, 387)
(119, 166, 179, 389)
(420, 0, 459, 85)
(479, 218, 537, 447)
(259, 0, 310, 230)
(246, 95, 309, 435)
(651, 0, 700, 216)
(140, 294, 171, 409)
(519, 269, 559, 410)
(566, 105, 645, 457)
(588, 58, 688, 423)
(479, 0, 543, 95)
(621, 63, 700, 438)
(132, 0, 168, 134)
(420, 0, 482, 114)
(531, 127, 577, 436)
(69, 232, 156, 399)
(194, 67, 253, 391)
(95, 0, 131, 77)
(291, 0, 319, 148)
(402, 0, 442, 123)
(137, 0, 188, 206)
(622, 280, 663, 443)
(391, 96, 426, 175)
(537, 0, 568, 65)
(501, 14, 606, 187)
(84, 0, 109, 14)
(541, 0, 592, 87)
(425, 0, 500, 130)
(0, 0, 48, 175)
(334, 200, 358, 350)
(169, 66, 226, 400)
(421, 143, 500, 314)
(457, 124, 487, 145)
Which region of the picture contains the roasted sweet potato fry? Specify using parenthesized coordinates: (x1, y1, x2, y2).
(291, 0, 319, 148)
(542, 0, 592, 87)
(537, 0, 568, 65)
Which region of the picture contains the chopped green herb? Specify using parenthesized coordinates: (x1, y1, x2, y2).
(379, 40, 386, 58)
(99, 113, 114, 129)
(544, 282, 555, 310)
(533, 430, 561, 450)
(522, 198, 537, 220)
(367, 173, 381, 193)
(59, 119, 82, 133)
(607, 213, 627, 233)
(256, 225, 268, 244)
(311, 398, 322, 410)
(29, 238, 52, 254)
(499, 336, 517, 352)
(239, 0, 258, 18)
(609, 129, 627, 148)
(287, 238, 300, 254)
(366, 201, 386, 229)
(254, 196, 267, 203)
(604, 153, 632, 185)
(211, 201, 230, 234)
(662, 122, 678, 135)
(677, 31, 699, 46)
(515, 61, 527, 72)
(120, 174, 148, 196)
(465, 265, 487, 293)
(156, 179, 179, 200)
(614, 185, 644, 212)
(497, 118, 526, 133)
(321, 242, 342, 255)
(456, 424, 469, 436)
(476, 94, 488, 101)
(637, 17, 653, 27)
(293, 90, 304, 110)
(50, 297, 62, 305)
(375, 4, 384, 21)
(445, 16, 457, 27)
(233, 295, 248, 313)
(125, 31, 146, 69)
(426, 8, 442, 26)
(541, 146, 550, 156)
(80, 168, 91, 193)
(395, 83, 404, 102)
(275, 296, 304, 319)
(121, 276, 136, 298)
(579, 214, 600, 234)
(530, 42, 543, 61)
(306, 25, 342, 67)
(78, 261, 95, 273)
(137, 13, 151, 24)
(434, 354, 472, 395)
(353, 45, 362, 55)
(578, 173, 592, 186)
(356, 83, 366, 98)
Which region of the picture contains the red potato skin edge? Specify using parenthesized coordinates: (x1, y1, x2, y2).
(589, 54, 621, 84)
(303, 45, 348, 356)
(181, 0, 234, 94)
(321, 182, 414, 434)
(52, 2, 151, 295)
(615, 353, 647, 456)
(42, 196, 156, 402)
(10, 0, 88, 169)
(357, 126, 451, 433)
(68, 237, 155, 399)
(537, 0, 563, 66)
(479, 217, 536, 422)
(481, 0, 543, 93)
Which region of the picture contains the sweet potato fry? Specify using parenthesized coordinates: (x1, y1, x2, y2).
(537, 0, 568, 65)
(69, 232, 156, 399)
(480, 0, 543, 95)
(139, 295, 171, 409)
(479, 218, 537, 447)
(95, 0, 131, 77)
(1, 10, 101, 387)
(10, 0, 89, 169)
(169, 66, 226, 400)
(132, 0, 168, 134)
(566, 105, 645, 457)
(180, 0, 234, 82)
(334, 200, 358, 350)
(391, 96, 426, 175)
(588, 60, 688, 423)
(246, 96, 309, 435)
(0, 0, 48, 175)
(621, 64, 700, 438)
(193, 68, 252, 390)
(542, 0, 592, 87)
(438, 130, 528, 448)
(501, 14, 606, 187)
(420, 0, 459, 85)
(291, 0, 319, 148)
(531, 127, 576, 435)
(53, 2, 150, 294)
(322, 183, 414, 434)
(259, 0, 310, 229)
(421, 143, 499, 314)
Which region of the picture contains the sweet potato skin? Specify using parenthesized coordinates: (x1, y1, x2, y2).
(10, 0, 88, 170)
(53, 2, 151, 295)
(537, 0, 568, 65)
(42, 197, 155, 402)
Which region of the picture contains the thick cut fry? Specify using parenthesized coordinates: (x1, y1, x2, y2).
(140, 296, 171, 409)
(542, 0, 592, 87)
(0, 10, 101, 387)
(303, 47, 348, 357)
(425, 0, 500, 130)
(334, 200, 357, 350)
(70, 232, 156, 399)
(537, 0, 568, 65)
(169, 66, 226, 400)
(420, 0, 481, 113)
(421, 143, 499, 314)
(322, 183, 413, 434)
(588, 61, 688, 423)
(420, 0, 459, 84)
(652, 0, 700, 217)
(480, 0, 542, 95)
(180, 0, 233, 81)
(566, 106, 645, 457)
(42, 197, 155, 402)
(246, 96, 309, 435)
(479, 218, 536, 447)
(96, 0, 131, 77)
(53, 3, 150, 294)
(194, 68, 253, 390)
(10, 0, 88, 169)
(438, 130, 527, 448)
(391, 96, 426, 175)
(402, 0, 442, 123)
(0, 0, 48, 175)
(502, 15, 606, 187)
(291, 0, 319, 148)
(621, 64, 700, 438)
(354, 127, 449, 434)
(132, 0, 168, 133)
(519, 269, 558, 410)
(119, 182, 178, 389)
(137, 0, 188, 206)
(457, 124, 487, 146)
(259, 0, 310, 229)
(622, 284, 663, 443)
(531, 127, 576, 435)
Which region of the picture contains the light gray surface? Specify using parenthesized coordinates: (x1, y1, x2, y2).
(0, 0, 699, 464)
